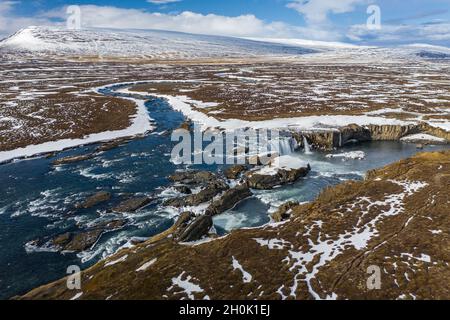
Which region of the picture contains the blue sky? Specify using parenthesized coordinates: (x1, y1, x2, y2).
(1, 0, 450, 45)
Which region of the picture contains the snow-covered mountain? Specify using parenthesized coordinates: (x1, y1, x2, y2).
(400, 43, 450, 59)
(1, 26, 449, 60)
(0, 26, 316, 59)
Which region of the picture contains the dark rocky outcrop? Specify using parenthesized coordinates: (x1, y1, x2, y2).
(75, 191, 111, 209)
(185, 182, 228, 206)
(292, 123, 449, 151)
(224, 165, 248, 180)
(112, 197, 151, 213)
(245, 172, 280, 190)
(164, 180, 229, 207)
(271, 201, 299, 222)
(367, 124, 420, 141)
(293, 130, 337, 151)
(53, 154, 94, 165)
(95, 138, 131, 152)
(177, 215, 213, 243)
(145, 212, 195, 245)
(419, 123, 450, 142)
(168, 171, 216, 185)
(50, 229, 103, 252)
(339, 124, 372, 144)
(92, 219, 127, 231)
(205, 184, 252, 216)
(246, 165, 311, 190)
(163, 197, 188, 208)
(173, 212, 195, 235)
(174, 185, 192, 194)
(32, 219, 127, 254)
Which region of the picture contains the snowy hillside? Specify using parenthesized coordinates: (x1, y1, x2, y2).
(1, 26, 449, 61)
(244, 37, 366, 50)
(401, 44, 450, 59)
(0, 26, 316, 59)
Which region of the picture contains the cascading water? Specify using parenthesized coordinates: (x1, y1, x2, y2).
(304, 136, 312, 154)
(278, 137, 295, 155)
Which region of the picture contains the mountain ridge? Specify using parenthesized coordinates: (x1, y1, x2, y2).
(0, 26, 317, 59)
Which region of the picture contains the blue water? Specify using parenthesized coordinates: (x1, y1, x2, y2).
(0, 84, 448, 299)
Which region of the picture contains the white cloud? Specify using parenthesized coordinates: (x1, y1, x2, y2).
(1, 2, 449, 45)
(0, 2, 342, 41)
(287, 0, 368, 25)
(41, 5, 338, 40)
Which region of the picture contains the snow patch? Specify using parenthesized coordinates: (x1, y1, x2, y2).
(168, 271, 206, 300)
(400, 133, 446, 143)
(136, 258, 157, 272)
(232, 256, 253, 283)
(104, 254, 128, 267)
(326, 151, 366, 160)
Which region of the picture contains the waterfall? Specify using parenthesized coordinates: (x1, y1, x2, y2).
(278, 138, 294, 155)
(303, 136, 312, 154)
(271, 137, 296, 156)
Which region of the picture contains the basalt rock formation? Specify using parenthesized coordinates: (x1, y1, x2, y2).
(205, 184, 252, 216)
(168, 170, 217, 185)
(112, 197, 152, 213)
(75, 191, 111, 209)
(224, 165, 249, 180)
(164, 180, 229, 208)
(177, 215, 213, 243)
(293, 123, 448, 151)
(271, 201, 299, 223)
(246, 165, 311, 190)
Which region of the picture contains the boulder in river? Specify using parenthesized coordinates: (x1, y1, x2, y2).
(164, 180, 229, 207)
(53, 154, 94, 166)
(169, 170, 216, 185)
(164, 197, 188, 208)
(205, 184, 252, 216)
(185, 181, 229, 206)
(75, 191, 111, 209)
(224, 165, 249, 180)
(112, 197, 152, 213)
(174, 185, 192, 194)
(50, 229, 103, 252)
(94, 219, 127, 231)
(95, 138, 131, 152)
(246, 155, 311, 190)
(177, 215, 213, 243)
